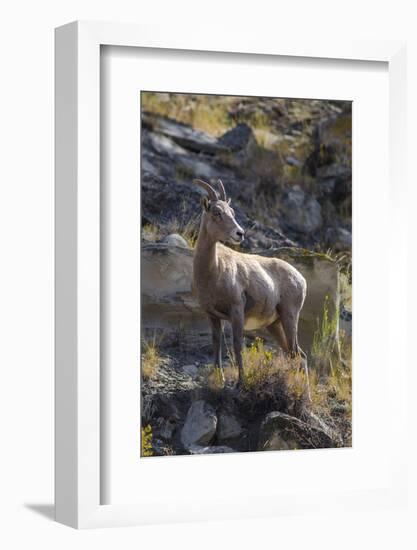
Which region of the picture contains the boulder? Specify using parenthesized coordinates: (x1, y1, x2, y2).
(303, 410, 343, 447)
(147, 131, 189, 158)
(158, 418, 177, 440)
(262, 431, 300, 451)
(161, 233, 190, 249)
(141, 241, 208, 342)
(217, 413, 243, 440)
(325, 227, 352, 251)
(218, 123, 256, 153)
(143, 360, 198, 397)
(142, 111, 227, 155)
(258, 411, 337, 451)
(177, 156, 218, 180)
(144, 129, 219, 182)
(189, 445, 235, 454)
(181, 400, 217, 450)
(281, 186, 323, 233)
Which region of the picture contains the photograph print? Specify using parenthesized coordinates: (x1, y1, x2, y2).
(140, 92, 352, 457)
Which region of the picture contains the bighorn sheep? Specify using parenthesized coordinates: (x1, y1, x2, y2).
(192, 178, 310, 396)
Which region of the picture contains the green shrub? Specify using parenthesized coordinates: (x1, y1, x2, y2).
(141, 425, 153, 457)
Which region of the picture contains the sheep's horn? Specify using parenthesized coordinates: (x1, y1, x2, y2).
(193, 179, 219, 201)
(217, 179, 227, 201)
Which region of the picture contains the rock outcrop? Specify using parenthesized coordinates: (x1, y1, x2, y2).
(281, 185, 323, 234)
(181, 400, 217, 451)
(142, 365, 345, 457)
(258, 411, 337, 451)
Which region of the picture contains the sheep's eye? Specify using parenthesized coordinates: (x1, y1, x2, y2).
(213, 211, 222, 219)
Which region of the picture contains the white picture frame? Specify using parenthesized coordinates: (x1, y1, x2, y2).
(55, 20, 407, 529)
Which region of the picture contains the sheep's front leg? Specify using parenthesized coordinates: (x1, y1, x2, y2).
(230, 305, 244, 387)
(209, 316, 224, 383)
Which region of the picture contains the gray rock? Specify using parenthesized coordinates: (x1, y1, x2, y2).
(142, 156, 159, 176)
(141, 242, 209, 344)
(340, 305, 352, 339)
(217, 413, 243, 440)
(325, 227, 352, 251)
(285, 155, 302, 167)
(148, 131, 189, 158)
(158, 418, 177, 440)
(258, 411, 338, 451)
(317, 164, 351, 181)
(162, 233, 190, 249)
(178, 156, 217, 180)
(303, 410, 343, 447)
(181, 400, 217, 450)
(182, 364, 199, 378)
(189, 445, 235, 454)
(142, 112, 227, 155)
(281, 186, 323, 233)
(218, 123, 256, 153)
(147, 130, 218, 180)
(263, 432, 299, 451)
(318, 178, 337, 194)
(333, 175, 352, 202)
(340, 304, 352, 322)
(143, 360, 198, 397)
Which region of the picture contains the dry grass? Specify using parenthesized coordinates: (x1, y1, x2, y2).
(206, 367, 227, 391)
(311, 295, 339, 377)
(142, 223, 161, 242)
(309, 361, 351, 413)
(204, 330, 351, 445)
(242, 338, 278, 389)
(164, 213, 199, 249)
(308, 298, 352, 444)
(339, 269, 352, 311)
(141, 334, 165, 379)
(205, 337, 309, 403)
(235, 109, 271, 132)
(142, 92, 233, 137)
(141, 201, 199, 249)
(242, 338, 308, 399)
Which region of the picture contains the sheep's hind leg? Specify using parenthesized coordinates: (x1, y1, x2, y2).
(267, 319, 289, 353)
(279, 309, 311, 402)
(209, 316, 225, 384)
(230, 306, 245, 389)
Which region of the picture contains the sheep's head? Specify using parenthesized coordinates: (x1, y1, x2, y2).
(193, 179, 245, 245)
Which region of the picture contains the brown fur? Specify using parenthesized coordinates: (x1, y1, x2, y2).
(192, 179, 309, 396)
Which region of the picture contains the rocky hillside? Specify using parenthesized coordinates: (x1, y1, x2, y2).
(142, 358, 347, 457)
(141, 94, 352, 253)
(140, 93, 352, 457)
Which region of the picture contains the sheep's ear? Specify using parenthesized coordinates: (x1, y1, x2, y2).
(227, 198, 232, 205)
(202, 196, 211, 211)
